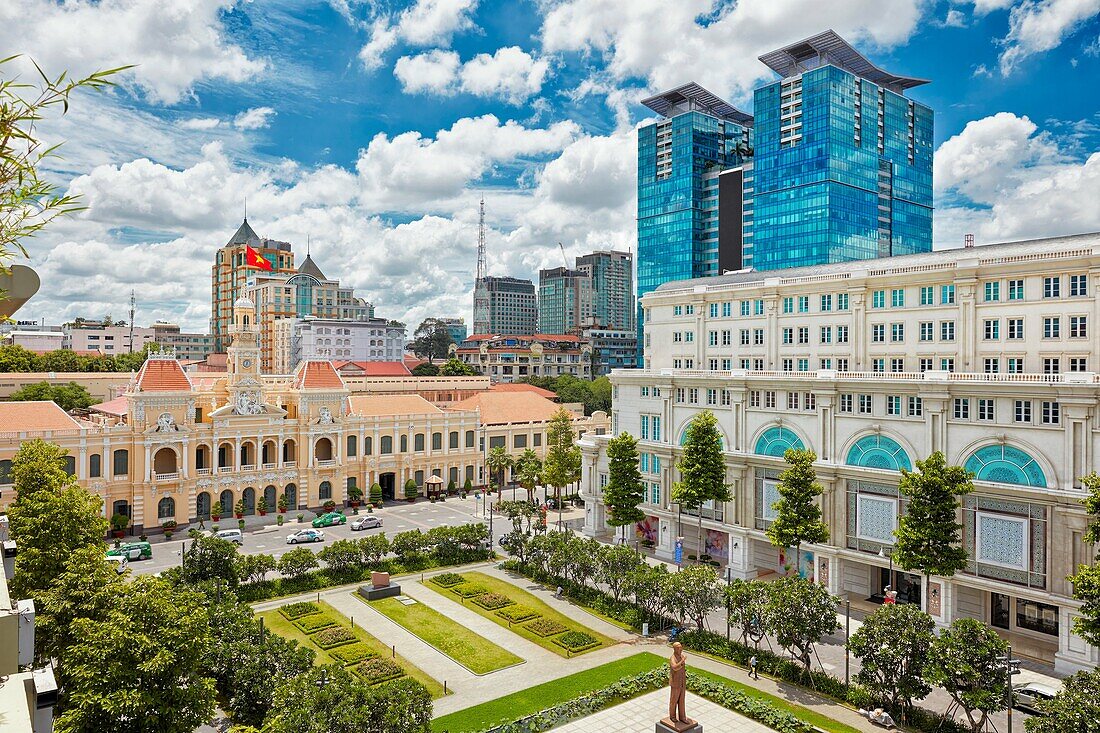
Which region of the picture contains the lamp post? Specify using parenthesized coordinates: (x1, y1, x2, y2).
(878, 545, 894, 597)
(725, 566, 732, 641)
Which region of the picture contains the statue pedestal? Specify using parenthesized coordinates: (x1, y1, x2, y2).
(656, 717, 702, 733)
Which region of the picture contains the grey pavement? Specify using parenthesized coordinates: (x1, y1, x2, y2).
(552, 689, 770, 733)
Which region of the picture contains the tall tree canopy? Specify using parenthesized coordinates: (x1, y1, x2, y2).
(602, 432, 646, 542)
(893, 451, 973, 590)
(766, 448, 828, 560)
(672, 411, 730, 561)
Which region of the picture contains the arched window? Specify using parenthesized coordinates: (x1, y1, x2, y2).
(315, 438, 333, 462)
(194, 446, 208, 470)
(242, 487, 256, 514)
(400, 435, 408, 452)
(219, 490, 233, 516)
(347, 435, 358, 457)
(62, 455, 76, 476)
(414, 434, 425, 452)
(218, 443, 232, 468)
(0, 459, 12, 485)
(365, 436, 373, 455)
(753, 427, 805, 457)
(449, 431, 459, 449)
(380, 436, 393, 454)
(264, 485, 277, 509)
(112, 449, 129, 476)
(284, 483, 298, 508)
(465, 430, 475, 448)
(963, 445, 1047, 488)
(846, 435, 912, 472)
(89, 454, 102, 478)
(431, 432, 442, 450)
(153, 448, 177, 475)
(319, 481, 332, 500)
(282, 440, 296, 463)
(158, 497, 175, 519)
(112, 499, 130, 519)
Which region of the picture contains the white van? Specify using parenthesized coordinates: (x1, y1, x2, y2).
(105, 555, 128, 574)
(212, 529, 244, 546)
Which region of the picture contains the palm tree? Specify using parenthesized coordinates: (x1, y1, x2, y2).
(515, 448, 543, 503)
(486, 446, 514, 499)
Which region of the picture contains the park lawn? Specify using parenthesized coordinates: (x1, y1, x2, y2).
(430, 651, 665, 733)
(430, 571, 615, 658)
(362, 595, 524, 675)
(258, 600, 446, 698)
(690, 667, 863, 733)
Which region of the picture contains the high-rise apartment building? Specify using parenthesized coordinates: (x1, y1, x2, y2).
(472, 276, 538, 335)
(576, 250, 634, 332)
(538, 267, 592, 334)
(440, 317, 467, 345)
(751, 30, 933, 270)
(210, 219, 296, 352)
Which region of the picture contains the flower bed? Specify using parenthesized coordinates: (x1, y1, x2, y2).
(312, 626, 357, 650)
(431, 572, 466, 587)
(496, 605, 539, 623)
(293, 613, 336, 634)
(525, 618, 567, 637)
(472, 592, 514, 611)
(331, 642, 378, 666)
(553, 631, 601, 653)
(450, 583, 488, 598)
(279, 601, 321, 620)
(355, 657, 405, 685)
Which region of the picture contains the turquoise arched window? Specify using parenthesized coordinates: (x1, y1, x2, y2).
(846, 435, 912, 472)
(963, 445, 1046, 488)
(678, 424, 726, 450)
(753, 427, 805, 457)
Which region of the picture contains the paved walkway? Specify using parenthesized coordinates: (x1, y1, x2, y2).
(553, 689, 769, 733)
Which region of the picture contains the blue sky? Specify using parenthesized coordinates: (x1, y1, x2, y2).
(5, 0, 1100, 333)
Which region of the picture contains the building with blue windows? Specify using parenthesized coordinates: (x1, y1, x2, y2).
(751, 30, 933, 270)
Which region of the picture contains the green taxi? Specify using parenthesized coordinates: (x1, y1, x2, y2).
(107, 541, 152, 561)
(312, 511, 347, 528)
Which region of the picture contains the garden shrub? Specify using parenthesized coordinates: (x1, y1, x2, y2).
(311, 626, 357, 649)
(525, 618, 567, 637)
(553, 631, 600, 652)
(331, 643, 378, 666)
(450, 583, 488, 598)
(355, 657, 405, 685)
(278, 601, 320, 620)
(496, 605, 539, 623)
(430, 572, 465, 588)
(293, 614, 335, 634)
(472, 592, 514, 611)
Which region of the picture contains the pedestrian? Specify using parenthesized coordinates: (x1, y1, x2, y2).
(749, 654, 759, 679)
(198, 517, 206, 531)
(555, 585, 563, 599)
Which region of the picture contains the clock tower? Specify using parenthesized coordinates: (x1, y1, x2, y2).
(227, 295, 264, 414)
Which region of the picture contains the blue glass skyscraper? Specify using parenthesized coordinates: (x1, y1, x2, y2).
(750, 31, 933, 270)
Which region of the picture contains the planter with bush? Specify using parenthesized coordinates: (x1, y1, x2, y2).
(331, 643, 377, 666)
(276, 514, 284, 526)
(348, 485, 363, 507)
(278, 601, 321, 620)
(355, 657, 404, 685)
(403, 478, 418, 502)
(257, 497, 268, 516)
(322, 499, 336, 513)
(369, 482, 383, 507)
(277, 494, 288, 513)
(525, 618, 567, 637)
(311, 626, 357, 650)
(109, 513, 129, 539)
(161, 520, 177, 540)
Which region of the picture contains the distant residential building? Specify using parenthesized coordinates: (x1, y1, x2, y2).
(150, 322, 216, 361)
(64, 325, 153, 354)
(456, 334, 590, 383)
(472, 276, 538, 335)
(439, 318, 467, 345)
(576, 250, 634, 331)
(581, 327, 638, 377)
(272, 316, 406, 374)
(210, 219, 296, 352)
(7, 330, 64, 352)
(538, 267, 592, 335)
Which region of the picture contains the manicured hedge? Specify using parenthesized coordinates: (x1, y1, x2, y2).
(472, 592, 514, 611)
(312, 626, 357, 649)
(496, 605, 539, 623)
(431, 572, 466, 587)
(451, 583, 488, 598)
(330, 642, 378, 666)
(356, 657, 405, 685)
(553, 631, 600, 652)
(293, 614, 336, 634)
(279, 601, 321, 620)
(525, 618, 567, 637)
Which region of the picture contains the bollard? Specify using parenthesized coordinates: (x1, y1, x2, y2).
(444, 680, 447, 694)
(317, 592, 320, 602)
(351, 616, 355, 628)
(392, 644, 396, 658)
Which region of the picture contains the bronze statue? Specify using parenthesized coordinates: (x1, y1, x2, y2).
(665, 642, 694, 728)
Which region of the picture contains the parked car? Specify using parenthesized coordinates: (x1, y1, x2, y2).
(312, 512, 347, 528)
(351, 516, 382, 531)
(212, 529, 243, 545)
(286, 529, 325, 544)
(107, 541, 152, 561)
(105, 554, 129, 574)
(1013, 682, 1058, 715)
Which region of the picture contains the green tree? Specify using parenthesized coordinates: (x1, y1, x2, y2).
(278, 547, 319, 579)
(235, 553, 276, 585)
(40, 349, 81, 372)
(410, 318, 453, 362)
(320, 539, 361, 573)
(391, 529, 427, 565)
(486, 445, 514, 497)
(542, 407, 581, 509)
(369, 482, 383, 506)
(588, 375, 612, 412)
(602, 432, 645, 544)
(439, 357, 477, 376)
(36, 546, 123, 663)
(625, 563, 670, 624)
(514, 448, 542, 503)
(54, 577, 216, 733)
(847, 603, 935, 710)
(662, 563, 723, 630)
(671, 411, 730, 563)
(725, 579, 771, 645)
(7, 439, 107, 599)
(766, 575, 839, 670)
(766, 448, 828, 562)
(924, 618, 1009, 733)
(411, 361, 440, 376)
(596, 543, 645, 602)
(1025, 669, 1100, 733)
(1069, 473, 1100, 646)
(10, 380, 95, 410)
(403, 477, 418, 500)
(357, 534, 390, 566)
(182, 534, 241, 588)
(893, 451, 973, 602)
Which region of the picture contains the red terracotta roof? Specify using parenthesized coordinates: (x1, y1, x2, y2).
(449, 391, 565, 425)
(294, 360, 345, 390)
(489, 383, 557, 399)
(463, 334, 581, 343)
(0, 401, 83, 431)
(348, 394, 442, 416)
(333, 360, 412, 376)
(135, 358, 192, 391)
(89, 396, 129, 416)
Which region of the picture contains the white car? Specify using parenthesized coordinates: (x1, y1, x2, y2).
(212, 528, 244, 545)
(286, 529, 325, 544)
(1013, 682, 1058, 715)
(105, 555, 129, 574)
(351, 516, 383, 531)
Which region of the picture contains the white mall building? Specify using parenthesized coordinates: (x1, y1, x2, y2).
(580, 232, 1100, 673)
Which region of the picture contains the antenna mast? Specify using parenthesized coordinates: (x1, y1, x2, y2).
(128, 289, 135, 354)
(475, 197, 486, 283)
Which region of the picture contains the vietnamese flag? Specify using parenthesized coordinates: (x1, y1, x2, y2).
(245, 245, 273, 272)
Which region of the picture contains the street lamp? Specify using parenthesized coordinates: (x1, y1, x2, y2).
(879, 545, 894, 599)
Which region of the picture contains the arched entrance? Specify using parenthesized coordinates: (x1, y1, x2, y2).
(284, 483, 298, 509)
(315, 437, 333, 462)
(218, 490, 233, 517)
(195, 445, 210, 470)
(242, 487, 256, 515)
(218, 442, 233, 469)
(153, 447, 178, 476)
(283, 440, 296, 464)
(111, 499, 130, 520)
(263, 485, 277, 511)
(196, 492, 211, 520)
(262, 440, 276, 466)
(379, 472, 396, 501)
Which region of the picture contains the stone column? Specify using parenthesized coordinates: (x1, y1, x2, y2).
(726, 529, 755, 580)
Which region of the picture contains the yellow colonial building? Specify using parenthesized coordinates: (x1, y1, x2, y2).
(0, 298, 608, 533)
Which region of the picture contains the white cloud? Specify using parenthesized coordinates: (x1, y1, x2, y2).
(359, 0, 478, 71)
(956, 0, 1017, 14)
(934, 112, 1100, 244)
(395, 46, 550, 103)
(180, 118, 222, 130)
(540, 0, 928, 104)
(233, 107, 276, 130)
(0, 0, 266, 105)
(942, 9, 968, 26)
(999, 0, 1100, 74)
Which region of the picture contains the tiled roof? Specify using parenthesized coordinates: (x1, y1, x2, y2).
(294, 361, 345, 390)
(333, 361, 412, 376)
(403, 354, 427, 369)
(135, 359, 192, 392)
(348, 394, 442, 417)
(464, 334, 581, 343)
(449, 391, 564, 425)
(0, 401, 82, 431)
(489, 383, 557, 399)
(89, 396, 129, 416)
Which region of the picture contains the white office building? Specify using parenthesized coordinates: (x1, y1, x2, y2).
(272, 317, 406, 373)
(581, 232, 1100, 673)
